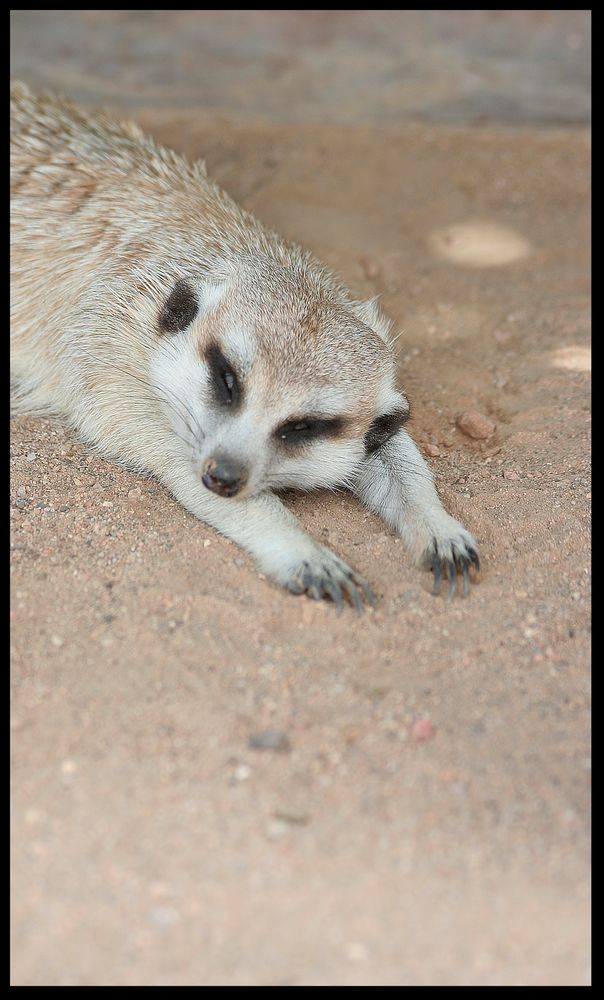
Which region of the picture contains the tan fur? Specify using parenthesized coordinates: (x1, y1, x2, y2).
(11, 80, 479, 608)
(11, 81, 392, 443)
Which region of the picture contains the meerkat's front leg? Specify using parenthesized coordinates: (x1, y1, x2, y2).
(161, 463, 373, 612)
(353, 428, 480, 597)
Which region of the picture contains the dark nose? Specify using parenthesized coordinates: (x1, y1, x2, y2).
(201, 457, 247, 498)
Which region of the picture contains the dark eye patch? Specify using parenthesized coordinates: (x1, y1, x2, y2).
(275, 416, 345, 446)
(158, 279, 199, 335)
(206, 342, 241, 408)
(364, 407, 409, 455)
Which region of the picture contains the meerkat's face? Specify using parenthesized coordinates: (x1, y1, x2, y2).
(151, 274, 409, 499)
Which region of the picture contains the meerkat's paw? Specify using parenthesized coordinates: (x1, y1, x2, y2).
(279, 545, 375, 615)
(417, 516, 480, 599)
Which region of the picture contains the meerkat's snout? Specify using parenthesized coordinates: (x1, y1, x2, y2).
(202, 455, 248, 498)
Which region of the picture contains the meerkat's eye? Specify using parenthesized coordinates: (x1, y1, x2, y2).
(279, 421, 310, 441)
(206, 343, 241, 408)
(275, 417, 344, 446)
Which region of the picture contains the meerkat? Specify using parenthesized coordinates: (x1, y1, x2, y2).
(10, 81, 479, 612)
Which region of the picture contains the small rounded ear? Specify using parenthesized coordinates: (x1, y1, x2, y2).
(158, 279, 226, 336)
(364, 391, 410, 455)
(349, 296, 393, 344)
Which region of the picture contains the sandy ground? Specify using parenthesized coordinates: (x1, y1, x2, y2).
(11, 11, 590, 988)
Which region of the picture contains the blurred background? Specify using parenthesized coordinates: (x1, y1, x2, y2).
(11, 10, 590, 127)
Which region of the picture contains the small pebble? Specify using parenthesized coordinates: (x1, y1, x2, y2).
(25, 452, 37, 462)
(456, 411, 495, 440)
(248, 730, 291, 753)
(265, 819, 289, 839)
(411, 719, 435, 742)
(17, 485, 26, 498)
(149, 907, 179, 929)
(345, 942, 369, 963)
(273, 807, 310, 825)
(423, 444, 441, 457)
(440, 770, 459, 783)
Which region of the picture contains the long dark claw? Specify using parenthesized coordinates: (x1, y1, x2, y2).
(288, 555, 374, 613)
(468, 548, 480, 572)
(427, 540, 480, 600)
(359, 579, 376, 607)
(447, 560, 456, 600)
(344, 580, 364, 617)
(323, 579, 344, 615)
(432, 557, 443, 596)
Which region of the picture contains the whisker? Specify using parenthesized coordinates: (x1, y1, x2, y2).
(80, 348, 198, 430)
(78, 350, 202, 445)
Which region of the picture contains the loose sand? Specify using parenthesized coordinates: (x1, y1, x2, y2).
(11, 113, 590, 985)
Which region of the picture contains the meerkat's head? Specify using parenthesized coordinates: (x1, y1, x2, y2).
(151, 258, 408, 499)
